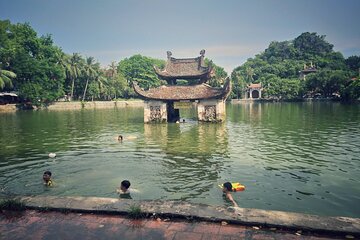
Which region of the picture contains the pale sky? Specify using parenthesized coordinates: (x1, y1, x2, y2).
(1, 0, 360, 73)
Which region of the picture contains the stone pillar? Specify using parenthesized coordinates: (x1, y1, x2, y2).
(144, 100, 167, 123)
(197, 99, 226, 122)
(259, 89, 262, 99)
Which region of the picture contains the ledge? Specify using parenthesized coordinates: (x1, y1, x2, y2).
(5, 196, 358, 236)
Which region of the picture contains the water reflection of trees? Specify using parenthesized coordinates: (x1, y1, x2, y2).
(143, 122, 229, 200)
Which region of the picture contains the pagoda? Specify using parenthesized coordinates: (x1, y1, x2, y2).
(133, 50, 231, 123)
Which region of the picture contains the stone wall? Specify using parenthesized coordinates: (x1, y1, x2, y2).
(197, 99, 226, 122)
(144, 100, 167, 123)
(0, 104, 17, 112)
(46, 101, 144, 110)
(0, 101, 145, 113)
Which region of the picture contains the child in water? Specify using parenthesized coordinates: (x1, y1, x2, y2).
(222, 182, 238, 207)
(117, 180, 132, 199)
(43, 171, 53, 187)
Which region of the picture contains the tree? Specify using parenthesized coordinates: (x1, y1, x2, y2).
(294, 32, 333, 59)
(230, 70, 246, 99)
(108, 61, 117, 78)
(0, 68, 16, 90)
(82, 56, 98, 101)
(204, 59, 228, 87)
(231, 32, 352, 100)
(69, 53, 84, 100)
(0, 20, 65, 105)
(245, 66, 255, 83)
(305, 70, 349, 97)
(87, 74, 107, 100)
(118, 54, 164, 90)
(345, 55, 360, 78)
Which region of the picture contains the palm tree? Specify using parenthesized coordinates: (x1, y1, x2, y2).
(245, 66, 255, 83)
(108, 61, 117, 78)
(95, 74, 108, 99)
(56, 52, 71, 79)
(0, 68, 16, 90)
(69, 53, 84, 100)
(82, 57, 98, 101)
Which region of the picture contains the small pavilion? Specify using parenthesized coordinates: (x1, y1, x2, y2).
(299, 62, 317, 80)
(245, 83, 262, 99)
(133, 50, 231, 123)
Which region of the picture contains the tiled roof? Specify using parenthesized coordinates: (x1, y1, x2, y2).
(248, 83, 262, 89)
(300, 68, 317, 73)
(133, 78, 231, 101)
(155, 50, 211, 80)
(0, 92, 18, 97)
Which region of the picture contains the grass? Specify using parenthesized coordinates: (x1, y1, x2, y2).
(0, 198, 26, 211)
(128, 204, 144, 219)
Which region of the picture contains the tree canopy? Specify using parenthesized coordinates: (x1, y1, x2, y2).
(231, 32, 360, 101)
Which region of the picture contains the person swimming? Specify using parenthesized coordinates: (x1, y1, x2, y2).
(222, 182, 238, 207)
(117, 180, 132, 199)
(118, 135, 123, 142)
(116, 135, 137, 142)
(43, 171, 53, 187)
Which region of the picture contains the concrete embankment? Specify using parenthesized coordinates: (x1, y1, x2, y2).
(8, 196, 360, 237)
(0, 104, 17, 112)
(0, 100, 144, 112)
(46, 100, 144, 110)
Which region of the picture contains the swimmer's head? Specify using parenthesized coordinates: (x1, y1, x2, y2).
(118, 135, 123, 141)
(120, 180, 130, 192)
(43, 171, 52, 182)
(223, 182, 232, 192)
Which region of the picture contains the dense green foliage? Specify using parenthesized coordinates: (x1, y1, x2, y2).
(117, 54, 165, 95)
(0, 20, 65, 104)
(205, 58, 228, 87)
(0, 20, 167, 105)
(1, 20, 359, 105)
(231, 32, 360, 101)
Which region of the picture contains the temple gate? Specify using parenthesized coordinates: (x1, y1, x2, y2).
(133, 50, 231, 123)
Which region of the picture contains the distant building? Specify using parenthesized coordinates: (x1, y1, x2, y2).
(299, 62, 317, 80)
(245, 83, 262, 99)
(0, 92, 19, 105)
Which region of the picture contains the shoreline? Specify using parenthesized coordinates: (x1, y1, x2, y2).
(1, 196, 359, 237)
(0, 100, 144, 112)
(1, 99, 359, 113)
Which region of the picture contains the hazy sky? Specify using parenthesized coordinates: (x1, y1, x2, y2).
(1, 0, 359, 73)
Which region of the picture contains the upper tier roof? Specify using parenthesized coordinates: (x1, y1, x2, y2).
(133, 78, 231, 101)
(154, 50, 212, 81)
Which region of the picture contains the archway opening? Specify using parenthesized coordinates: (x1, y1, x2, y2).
(252, 90, 259, 99)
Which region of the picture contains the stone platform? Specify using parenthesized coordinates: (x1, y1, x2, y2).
(0, 210, 352, 240)
(0, 196, 358, 239)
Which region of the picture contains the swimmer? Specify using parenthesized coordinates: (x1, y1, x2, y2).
(117, 180, 131, 195)
(43, 171, 53, 187)
(118, 135, 123, 142)
(116, 135, 137, 142)
(222, 182, 238, 207)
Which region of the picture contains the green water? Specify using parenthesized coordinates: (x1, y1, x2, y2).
(0, 102, 359, 217)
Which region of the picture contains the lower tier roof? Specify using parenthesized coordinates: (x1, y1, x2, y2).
(133, 78, 231, 101)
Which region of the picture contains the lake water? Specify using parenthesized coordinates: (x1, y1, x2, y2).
(0, 102, 359, 217)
